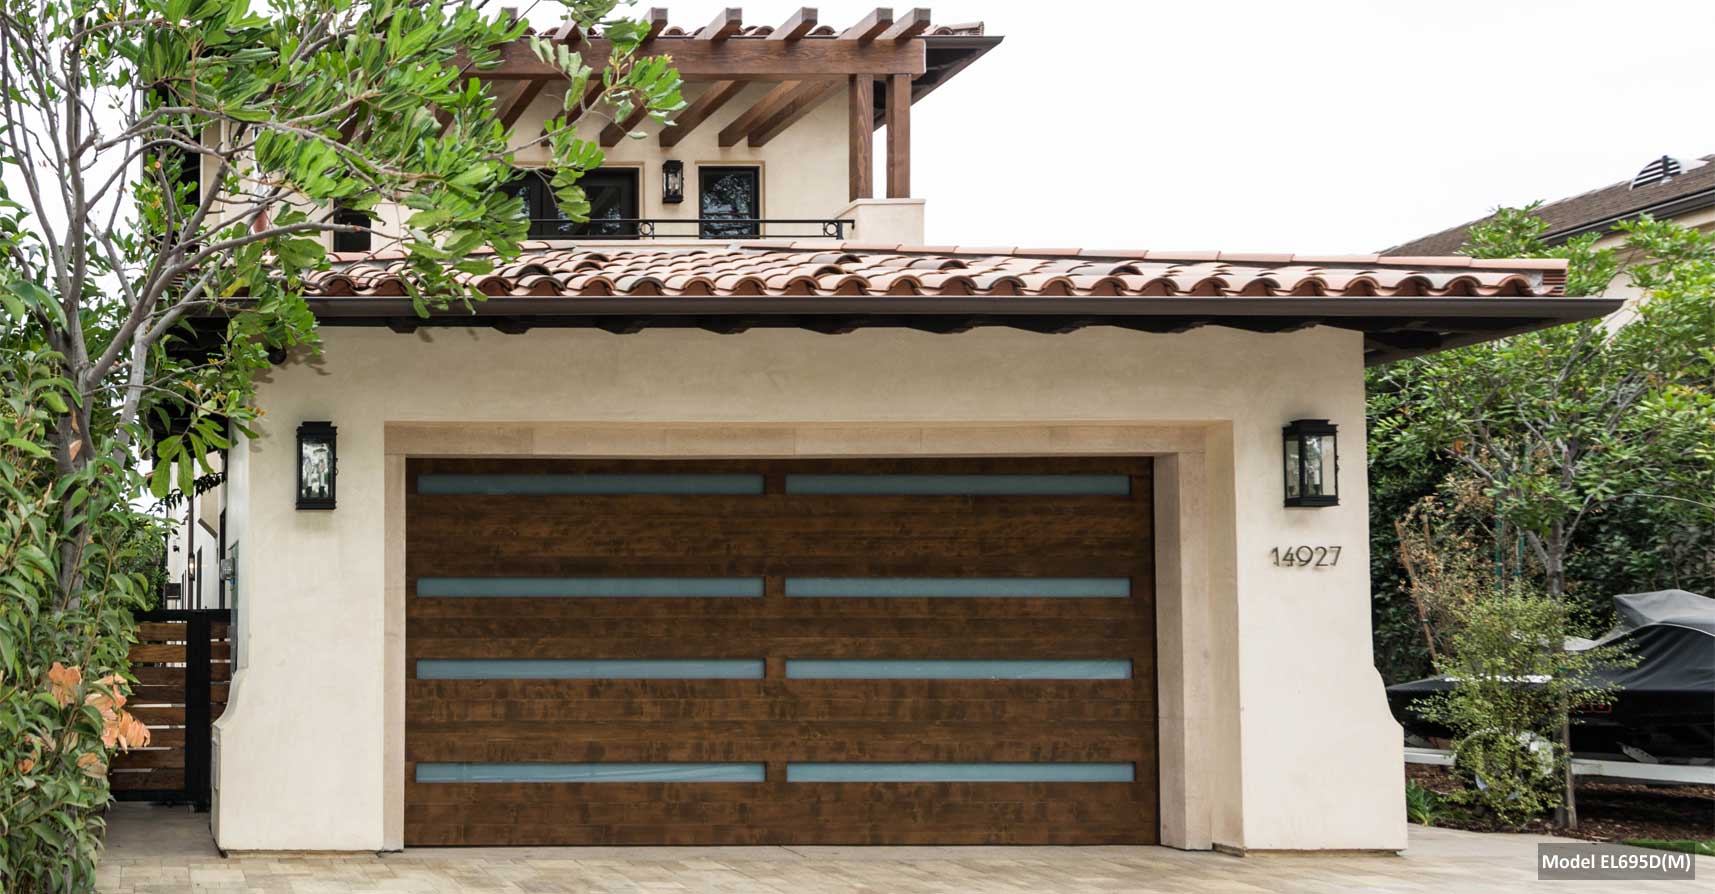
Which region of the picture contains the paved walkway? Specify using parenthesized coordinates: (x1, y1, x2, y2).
(98, 803, 1712, 893)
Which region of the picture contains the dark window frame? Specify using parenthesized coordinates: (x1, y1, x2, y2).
(508, 167, 641, 239)
(331, 206, 372, 253)
(698, 165, 762, 239)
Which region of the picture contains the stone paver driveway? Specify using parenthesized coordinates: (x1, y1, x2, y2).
(98, 804, 1712, 893)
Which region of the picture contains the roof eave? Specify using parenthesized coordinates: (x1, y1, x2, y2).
(281, 293, 1622, 367)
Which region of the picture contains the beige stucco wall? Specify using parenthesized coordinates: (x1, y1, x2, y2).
(351, 79, 858, 248)
(211, 324, 1404, 853)
(1595, 204, 1715, 328)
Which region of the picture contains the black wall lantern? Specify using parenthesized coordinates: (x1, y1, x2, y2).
(296, 421, 337, 510)
(1283, 419, 1338, 508)
(661, 159, 684, 204)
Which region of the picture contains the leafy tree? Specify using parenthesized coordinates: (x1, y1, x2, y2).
(0, 1, 681, 888)
(1370, 212, 1715, 612)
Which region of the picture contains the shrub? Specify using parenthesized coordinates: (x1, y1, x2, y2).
(1418, 584, 1634, 828)
(0, 349, 158, 893)
(1405, 780, 1444, 826)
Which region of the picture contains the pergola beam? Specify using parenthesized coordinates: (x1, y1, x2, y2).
(717, 81, 802, 147)
(847, 75, 874, 200)
(885, 73, 911, 197)
(564, 78, 606, 125)
(877, 8, 931, 41)
(599, 104, 652, 147)
(476, 37, 925, 80)
(749, 80, 837, 147)
(768, 7, 818, 41)
(546, 19, 582, 46)
(498, 78, 546, 129)
(839, 8, 894, 43)
(644, 8, 670, 41)
(660, 80, 743, 147)
(696, 8, 744, 43)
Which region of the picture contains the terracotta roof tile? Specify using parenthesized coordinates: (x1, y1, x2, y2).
(303, 245, 1569, 300)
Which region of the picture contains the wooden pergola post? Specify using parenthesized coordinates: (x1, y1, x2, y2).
(885, 73, 911, 198)
(848, 75, 874, 201)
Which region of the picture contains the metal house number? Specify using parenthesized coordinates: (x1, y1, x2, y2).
(1271, 546, 1342, 568)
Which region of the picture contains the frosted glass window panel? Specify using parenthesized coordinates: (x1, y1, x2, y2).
(417, 474, 763, 495)
(785, 474, 1130, 496)
(416, 577, 763, 598)
(416, 659, 764, 680)
(786, 763, 1135, 783)
(786, 660, 1131, 680)
(417, 763, 766, 783)
(784, 578, 1130, 598)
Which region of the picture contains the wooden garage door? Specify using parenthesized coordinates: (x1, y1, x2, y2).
(405, 457, 1156, 845)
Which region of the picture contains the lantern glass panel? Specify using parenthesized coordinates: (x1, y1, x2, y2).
(1284, 438, 1303, 499)
(1305, 433, 1337, 497)
(300, 438, 333, 502)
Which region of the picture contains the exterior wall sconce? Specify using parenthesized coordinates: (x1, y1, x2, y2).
(1283, 419, 1338, 508)
(296, 421, 337, 510)
(661, 159, 684, 204)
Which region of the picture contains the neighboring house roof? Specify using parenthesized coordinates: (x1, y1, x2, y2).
(286, 244, 1612, 365)
(1386, 155, 1715, 256)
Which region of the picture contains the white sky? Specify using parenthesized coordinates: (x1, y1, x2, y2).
(604, 0, 1715, 252)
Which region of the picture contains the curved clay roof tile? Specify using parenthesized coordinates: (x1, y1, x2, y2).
(612, 275, 666, 295)
(970, 273, 1025, 295)
(1236, 278, 1281, 296)
(1185, 277, 1228, 296)
(916, 272, 978, 294)
(514, 274, 567, 296)
(314, 275, 357, 296)
(1430, 275, 1478, 296)
(366, 278, 409, 297)
(1116, 275, 1177, 296)
(813, 273, 870, 294)
(564, 274, 615, 295)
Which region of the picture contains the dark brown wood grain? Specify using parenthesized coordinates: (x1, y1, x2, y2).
(113, 620, 230, 798)
(405, 457, 1157, 846)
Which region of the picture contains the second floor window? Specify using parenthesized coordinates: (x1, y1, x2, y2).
(699, 166, 760, 238)
(505, 168, 639, 239)
(331, 206, 372, 253)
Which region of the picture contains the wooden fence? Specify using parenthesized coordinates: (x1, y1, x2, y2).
(109, 609, 230, 809)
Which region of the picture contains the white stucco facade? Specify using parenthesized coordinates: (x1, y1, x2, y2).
(210, 323, 1406, 854)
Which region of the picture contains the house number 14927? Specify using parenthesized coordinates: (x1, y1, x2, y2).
(1271, 546, 1341, 568)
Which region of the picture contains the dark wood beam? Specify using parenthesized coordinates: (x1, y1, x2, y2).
(885, 73, 910, 197)
(839, 8, 894, 43)
(498, 78, 546, 129)
(768, 7, 818, 41)
(477, 36, 925, 80)
(565, 78, 606, 125)
(877, 7, 930, 41)
(644, 8, 669, 42)
(547, 19, 582, 46)
(847, 75, 874, 200)
(660, 80, 742, 147)
(696, 8, 744, 43)
(749, 80, 836, 146)
(600, 104, 652, 146)
(717, 81, 801, 147)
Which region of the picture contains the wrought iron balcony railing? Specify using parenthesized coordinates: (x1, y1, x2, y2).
(528, 218, 854, 241)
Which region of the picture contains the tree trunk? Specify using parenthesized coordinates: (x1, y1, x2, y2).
(1544, 521, 1567, 600)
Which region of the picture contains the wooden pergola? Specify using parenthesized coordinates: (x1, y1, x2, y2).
(478, 8, 999, 202)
